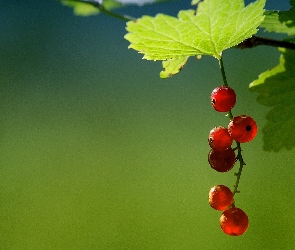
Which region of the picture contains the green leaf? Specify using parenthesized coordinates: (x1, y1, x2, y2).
(61, 0, 124, 16)
(260, 9, 295, 36)
(125, 0, 266, 61)
(249, 48, 295, 151)
(61, 0, 101, 16)
(103, 0, 123, 9)
(160, 57, 189, 78)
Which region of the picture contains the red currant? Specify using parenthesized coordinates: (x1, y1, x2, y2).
(228, 115, 258, 143)
(211, 86, 236, 112)
(220, 207, 249, 236)
(208, 148, 236, 172)
(209, 185, 233, 211)
(208, 126, 233, 151)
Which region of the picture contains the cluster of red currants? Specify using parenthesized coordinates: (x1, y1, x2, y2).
(207, 85, 258, 236)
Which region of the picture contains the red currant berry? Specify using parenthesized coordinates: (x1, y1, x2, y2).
(208, 148, 236, 172)
(220, 207, 249, 236)
(208, 126, 233, 151)
(211, 86, 236, 112)
(209, 185, 233, 211)
(228, 115, 258, 143)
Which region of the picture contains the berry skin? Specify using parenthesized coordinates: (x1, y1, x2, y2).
(209, 185, 234, 211)
(228, 115, 258, 143)
(208, 148, 236, 172)
(211, 86, 236, 112)
(208, 126, 233, 151)
(220, 207, 249, 236)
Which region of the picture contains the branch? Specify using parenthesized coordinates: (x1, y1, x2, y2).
(237, 35, 295, 50)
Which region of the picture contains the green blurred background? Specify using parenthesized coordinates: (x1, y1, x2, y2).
(0, 0, 294, 249)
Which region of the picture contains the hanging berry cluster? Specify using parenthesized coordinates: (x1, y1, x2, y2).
(208, 85, 258, 236)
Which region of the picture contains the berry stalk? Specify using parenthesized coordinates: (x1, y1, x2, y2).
(218, 57, 244, 196)
(232, 142, 245, 196)
(218, 58, 234, 120)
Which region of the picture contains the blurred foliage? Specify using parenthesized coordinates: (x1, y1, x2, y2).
(260, 9, 295, 36)
(250, 0, 295, 151)
(61, 0, 121, 16)
(61, 0, 177, 16)
(250, 48, 295, 151)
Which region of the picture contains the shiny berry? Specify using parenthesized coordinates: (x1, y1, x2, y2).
(211, 86, 236, 112)
(228, 115, 258, 143)
(208, 126, 233, 151)
(208, 148, 236, 172)
(209, 185, 234, 211)
(220, 207, 249, 236)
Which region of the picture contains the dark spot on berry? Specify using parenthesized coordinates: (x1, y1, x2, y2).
(246, 125, 252, 131)
(212, 99, 216, 104)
